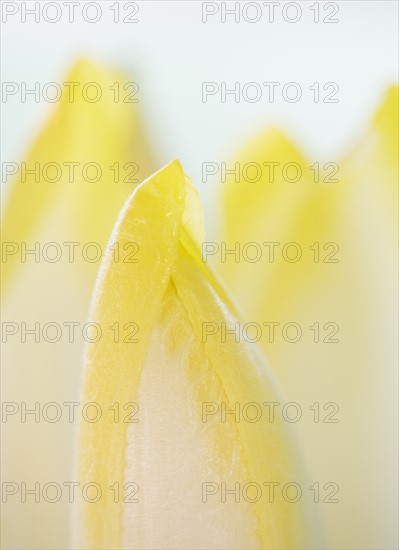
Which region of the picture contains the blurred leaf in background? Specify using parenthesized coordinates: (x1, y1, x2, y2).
(217, 86, 398, 550)
(1, 58, 155, 549)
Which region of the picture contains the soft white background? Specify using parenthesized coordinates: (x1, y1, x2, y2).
(2, 0, 398, 223)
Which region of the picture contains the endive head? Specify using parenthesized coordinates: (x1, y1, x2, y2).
(75, 161, 321, 549)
